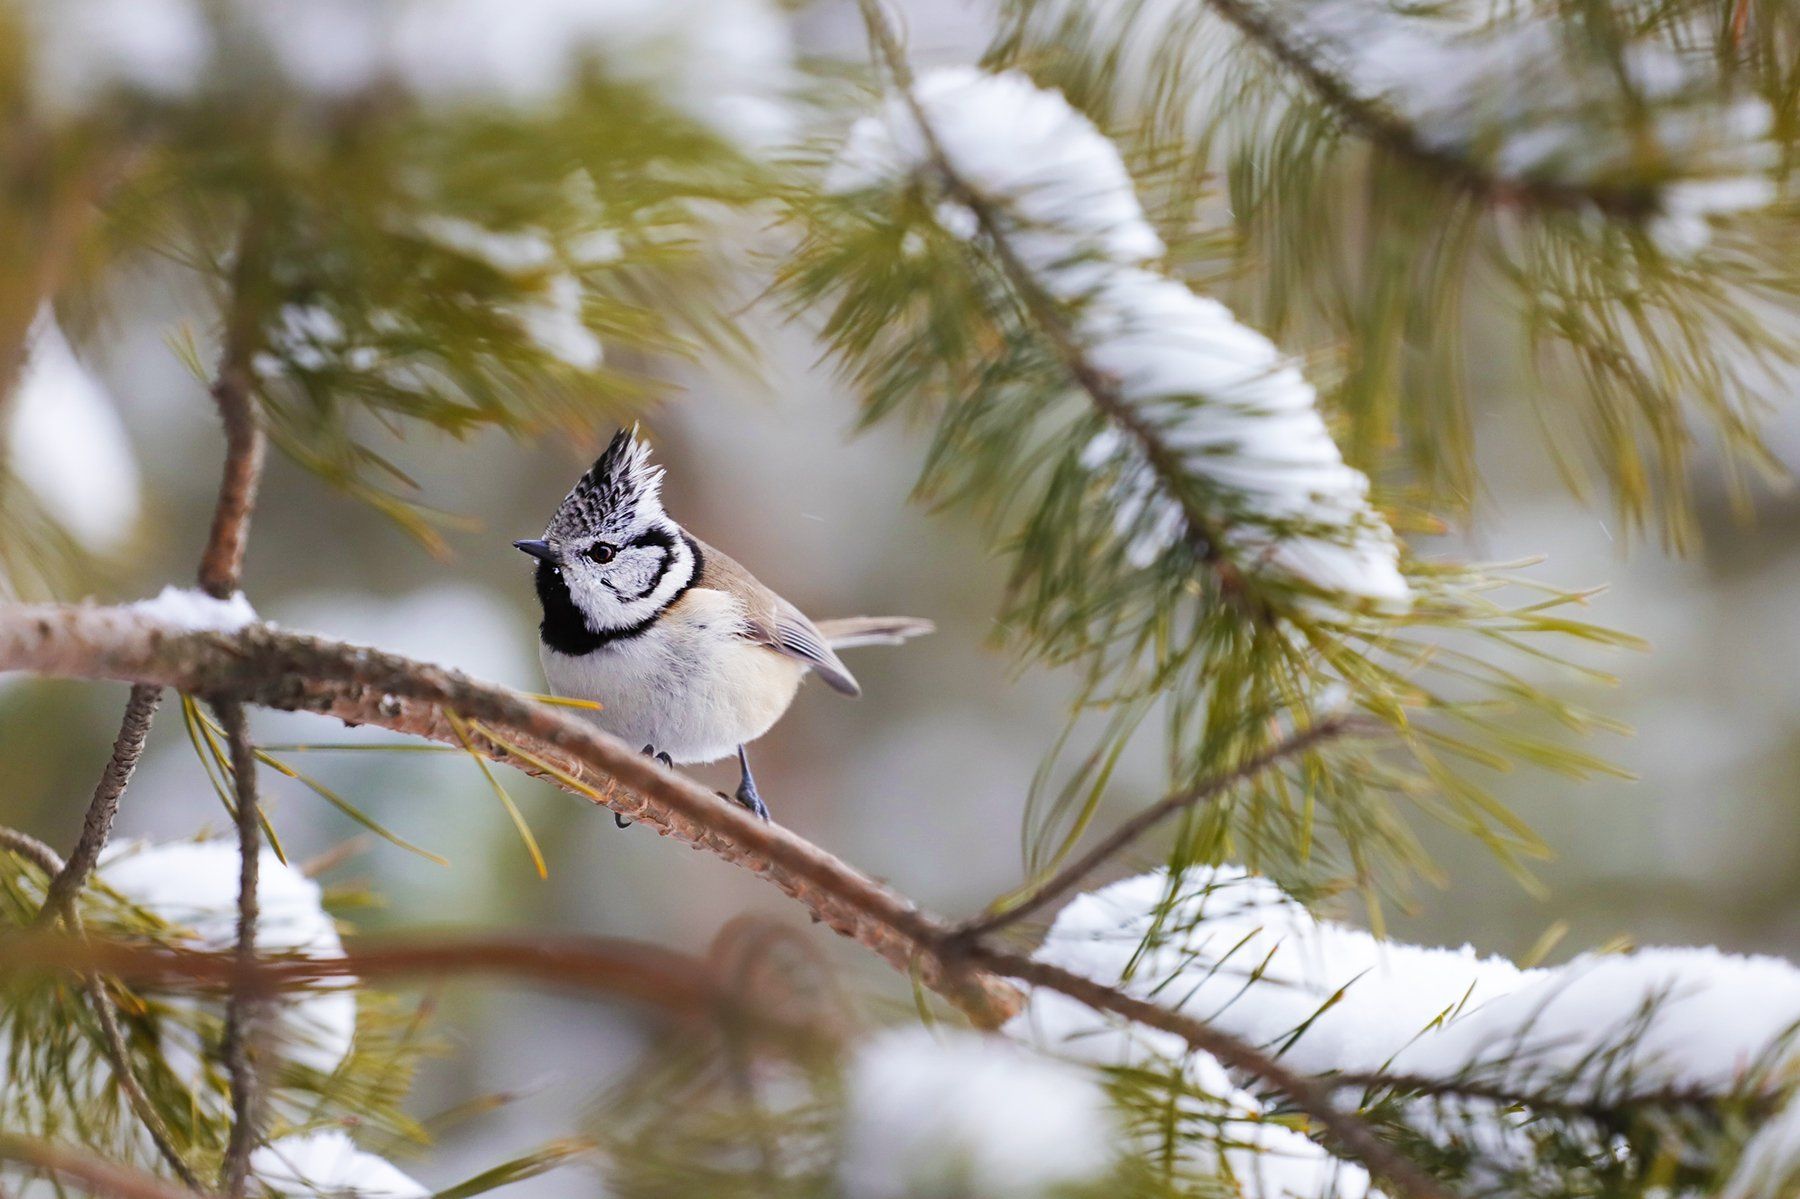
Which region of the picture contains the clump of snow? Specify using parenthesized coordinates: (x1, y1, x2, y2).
(834, 68, 1409, 607)
(838, 1027, 1118, 1199)
(511, 272, 604, 371)
(127, 585, 259, 634)
(251, 1132, 429, 1198)
(6, 312, 143, 554)
(100, 840, 356, 1076)
(1023, 866, 1800, 1101)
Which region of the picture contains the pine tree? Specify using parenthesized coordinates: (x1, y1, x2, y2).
(0, 1, 1796, 1197)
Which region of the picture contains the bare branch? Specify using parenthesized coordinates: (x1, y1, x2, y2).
(38, 685, 162, 922)
(0, 603, 1454, 1199)
(0, 826, 64, 876)
(196, 226, 268, 602)
(0, 930, 826, 1047)
(0, 1135, 200, 1199)
(955, 715, 1369, 941)
(0, 602, 1024, 1026)
(213, 702, 263, 1199)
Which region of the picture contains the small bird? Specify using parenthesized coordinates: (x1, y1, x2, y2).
(516, 428, 933, 823)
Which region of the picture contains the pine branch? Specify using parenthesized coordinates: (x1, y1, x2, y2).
(1189, 0, 1660, 218)
(0, 601, 1024, 1027)
(960, 942, 1457, 1199)
(0, 1135, 199, 1199)
(213, 702, 263, 1199)
(1329, 1069, 1784, 1123)
(37, 685, 162, 922)
(955, 714, 1371, 940)
(855, 0, 1241, 591)
(1, 827, 203, 1188)
(0, 602, 1455, 1199)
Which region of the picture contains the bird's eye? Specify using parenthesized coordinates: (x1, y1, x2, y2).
(586, 542, 617, 564)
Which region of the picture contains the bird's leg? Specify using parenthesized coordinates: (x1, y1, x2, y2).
(732, 745, 770, 822)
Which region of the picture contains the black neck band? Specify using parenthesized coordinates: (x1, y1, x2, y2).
(534, 534, 705, 655)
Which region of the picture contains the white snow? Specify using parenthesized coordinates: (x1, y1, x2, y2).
(1022, 0, 1775, 253)
(834, 68, 1409, 606)
(127, 585, 259, 634)
(1022, 867, 1800, 1101)
(100, 840, 357, 1076)
(512, 272, 604, 371)
(414, 216, 605, 370)
(6, 313, 143, 554)
(251, 1131, 429, 1198)
(838, 1026, 1118, 1199)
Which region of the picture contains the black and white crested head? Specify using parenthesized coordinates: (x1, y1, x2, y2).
(547, 426, 667, 544)
(520, 428, 701, 653)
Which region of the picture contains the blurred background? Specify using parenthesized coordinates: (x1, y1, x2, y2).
(3, 0, 1796, 1192)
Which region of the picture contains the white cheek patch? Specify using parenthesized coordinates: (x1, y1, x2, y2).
(605, 545, 670, 602)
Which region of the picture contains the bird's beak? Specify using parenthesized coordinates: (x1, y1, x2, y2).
(513, 539, 557, 563)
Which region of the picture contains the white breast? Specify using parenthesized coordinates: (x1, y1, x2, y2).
(538, 587, 806, 765)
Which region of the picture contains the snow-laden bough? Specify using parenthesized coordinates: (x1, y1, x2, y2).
(833, 68, 1409, 608)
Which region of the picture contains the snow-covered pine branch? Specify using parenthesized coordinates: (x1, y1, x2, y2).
(1010, 865, 1800, 1193)
(831, 66, 1409, 609)
(1004, 0, 1778, 243)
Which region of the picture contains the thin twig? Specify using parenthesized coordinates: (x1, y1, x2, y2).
(38, 684, 162, 922)
(0, 827, 203, 1187)
(0, 1135, 199, 1199)
(196, 231, 267, 602)
(0, 930, 817, 1045)
(955, 716, 1368, 941)
(0, 826, 64, 876)
(214, 702, 263, 1199)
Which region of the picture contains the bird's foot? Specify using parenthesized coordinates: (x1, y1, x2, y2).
(732, 745, 771, 822)
(614, 745, 671, 829)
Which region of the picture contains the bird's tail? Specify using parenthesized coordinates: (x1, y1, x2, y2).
(815, 616, 936, 650)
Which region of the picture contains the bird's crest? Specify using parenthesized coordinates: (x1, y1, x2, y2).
(546, 426, 667, 541)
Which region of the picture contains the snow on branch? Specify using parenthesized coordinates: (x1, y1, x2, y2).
(251, 1131, 428, 1199)
(1008, 865, 1800, 1190)
(832, 67, 1409, 607)
(97, 840, 357, 1079)
(1014, 0, 1777, 244)
(126, 586, 258, 634)
(1023, 867, 1800, 1098)
(840, 1027, 1118, 1198)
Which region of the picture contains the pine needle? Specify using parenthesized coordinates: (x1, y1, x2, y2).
(446, 711, 547, 879)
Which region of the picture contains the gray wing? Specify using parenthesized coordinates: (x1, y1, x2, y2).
(768, 599, 861, 697)
(695, 537, 862, 696)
